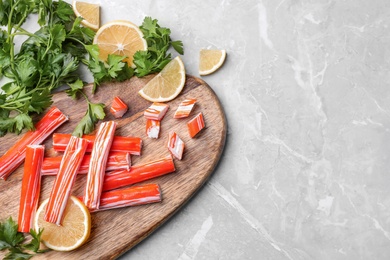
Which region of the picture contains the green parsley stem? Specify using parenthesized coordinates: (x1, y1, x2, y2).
(12, 28, 35, 38)
(67, 36, 86, 46)
(6, 0, 27, 72)
(6, 0, 21, 35)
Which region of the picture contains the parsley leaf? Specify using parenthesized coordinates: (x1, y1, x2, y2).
(171, 40, 184, 55)
(66, 79, 84, 99)
(68, 17, 95, 44)
(29, 88, 53, 113)
(0, 217, 24, 248)
(133, 17, 184, 77)
(83, 44, 134, 92)
(0, 217, 47, 259)
(53, 0, 75, 22)
(72, 101, 105, 137)
(0, 113, 34, 137)
(24, 228, 49, 254)
(14, 113, 34, 133)
(14, 58, 38, 87)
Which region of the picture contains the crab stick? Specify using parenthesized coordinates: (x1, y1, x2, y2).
(103, 155, 175, 191)
(187, 112, 205, 138)
(84, 121, 117, 210)
(41, 151, 131, 175)
(0, 107, 68, 180)
(110, 96, 128, 118)
(85, 184, 162, 212)
(53, 133, 142, 155)
(18, 145, 44, 233)
(144, 102, 169, 121)
(173, 99, 196, 118)
(44, 136, 88, 225)
(146, 119, 160, 139)
(167, 131, 185, 160)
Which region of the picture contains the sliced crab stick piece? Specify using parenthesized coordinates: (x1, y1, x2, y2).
(85, 183, 162, 212)
(167, 131, 185, 160)
(173, 99, 196, 118)
(144, 102, 169, 121)
(44, 136, 88, 225)
(41, 151, 131, 175)
(110, 96, 128, 118)
(0, 107, 68, 180)
(103, 155, 175, 191)
(18, 145, 44, 233)
(146, 119, 160, 139)
(84, 121, 117, 210)
(187, 112, 205, 138)
(53, 133, 142, 155)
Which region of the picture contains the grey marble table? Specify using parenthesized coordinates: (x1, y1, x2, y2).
(91, 0, 390, 259)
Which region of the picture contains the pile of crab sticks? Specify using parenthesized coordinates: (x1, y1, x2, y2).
(0, 95, 206, 232)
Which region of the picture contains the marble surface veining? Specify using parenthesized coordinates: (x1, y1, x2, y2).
(52, 0, 390, 259)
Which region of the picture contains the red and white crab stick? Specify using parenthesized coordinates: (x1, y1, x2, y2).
(173, 98, 196, 118)
(41, 151, 131, 175)
(0, 106, 68, 180)
(144, 102, 169, 121)
(18, 145, 44, 233)
(187, 112, 205, 138)
(103, 155, 175, 192)
(52, 133, 142, 155)
(87, 183, 162, 212)
(146, 119, 160, 139)
(44, 136, 88, 225)
(167, 131, 185, 160)
(110, 96, 128, 118)
(84, 121, 117, 210)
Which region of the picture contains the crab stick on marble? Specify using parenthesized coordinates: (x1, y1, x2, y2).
(41, 151, 131, 175)
(18, 145, 44, 233)
(173, 99, 196, 118)
(146, 119, 160, 139)
(110, 96, 128, 118)
(0, 107, 68, 180)
(84, 121, 117, 210)
(187, 112, 205, 138)
(44, 136, 88, 225)
(167, 131, 185, 160)
(103, 155, 175, 191)
(144, 102, 169, 121)
(85, 183, 162, 212)
(53, 133, 142, 155)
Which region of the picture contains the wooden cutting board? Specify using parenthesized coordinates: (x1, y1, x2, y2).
(0, 75, 227, 259)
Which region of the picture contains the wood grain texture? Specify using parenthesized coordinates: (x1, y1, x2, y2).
(0, 75, 227, 259)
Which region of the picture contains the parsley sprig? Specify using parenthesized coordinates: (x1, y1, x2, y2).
(65, 79, 105, 137)
(134, 17, 184, 77)
(0, 217, 49, 259)
(82, 44, 134, 93)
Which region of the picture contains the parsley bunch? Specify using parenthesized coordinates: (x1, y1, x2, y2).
(0, 217, 48, 259)
(0, 1, 184, 137)
(134, 17, 184, 77)
(0, 0, 96, 136)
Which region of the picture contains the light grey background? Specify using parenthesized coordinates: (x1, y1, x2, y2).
(83, 0, 390, 259)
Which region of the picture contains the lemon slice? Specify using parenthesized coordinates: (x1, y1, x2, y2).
(34, 196, 91, 251)
(93, 20, 147, 68)
(138, 56, 186, 102)
(72, 1, 100, 31)
(199, 49, 227, 76)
